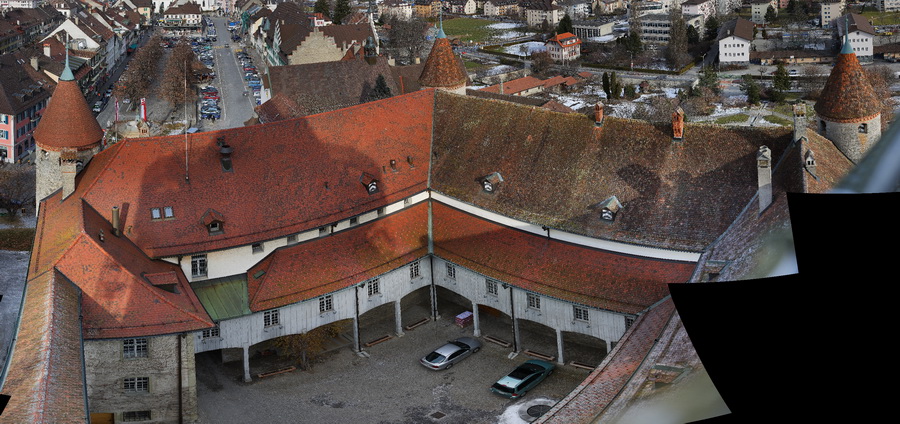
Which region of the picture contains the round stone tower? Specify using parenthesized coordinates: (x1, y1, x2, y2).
(814, 35, 882, 164)
(33, 54, 104, 212)
(418, 11, 468, 95)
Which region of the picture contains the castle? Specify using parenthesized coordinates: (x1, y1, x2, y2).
(0, 27, 876, 423)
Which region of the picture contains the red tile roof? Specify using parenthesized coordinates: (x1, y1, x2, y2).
(814, 48, 881, 123)
(80, 89, 435, 258)
(0, 271, 87, 422)
(432, 202, 696, 314)
(32, 78, 103, 151)
(247, 202, 429, 311)
(419, 37, 467, 90)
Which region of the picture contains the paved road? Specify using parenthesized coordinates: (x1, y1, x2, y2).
(195, 17, 257, 131)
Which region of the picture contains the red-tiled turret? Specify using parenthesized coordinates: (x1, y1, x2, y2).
(418, 38, 467, 91)
(33, 56, 103, 151)
(814, 41, 881, 123)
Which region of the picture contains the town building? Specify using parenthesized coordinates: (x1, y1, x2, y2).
(448, 0, 478, 14)
(545, 31, 582, 61)
(717, 17, 753, 66)
(750, 0, 777, 25)
(820, 1, 845, 28)
(160, 1, 203, 37)
(681, 0, 715, 29)
(380, 0, 414, 21)
(592, 0, 626, 15)
(0, 54, 52, 163)
(524, 0, 563, 28)
(878, 0, 900, 12)
(837, 13, 875, 62)
(484, 0, 521, 16)
(638, 12, 703, 45)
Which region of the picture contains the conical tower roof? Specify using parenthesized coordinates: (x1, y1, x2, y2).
(814, 38, 881, 123)
(418, 37, 467, 90)
(33, 55, 103, 152)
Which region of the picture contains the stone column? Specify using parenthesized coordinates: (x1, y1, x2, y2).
(395, 301, 405, 337)
(353, 316, 361, 352)
(242, 346, 251, 382)
(472, 302, 481, 337)
(556, 329, 565, 365)
(512, 318, 521, 353)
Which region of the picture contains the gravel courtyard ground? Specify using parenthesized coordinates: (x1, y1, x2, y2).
(195, 313, 590, 424)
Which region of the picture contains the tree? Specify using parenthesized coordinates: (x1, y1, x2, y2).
(771, 62, 790, 103)
(687, 24, 700, 44)
(369, 74, 393, 101)
(697, 66, 720, 95)
(665, 8, 690, 69)
(610, 71, 622, 100)
(0, 163, 35, 219)
(387, 16, 429, 63)
(314, 0, 331, 19)
(765, 6, 777, 25)
(557, 13, 573, 35)
(602, 71, 611, 98)
(704, 16, 720, 41)
(270, 322, 345, 370)
(530, 51, 554, 77)
(741, 74, 761, 105)
(618, 30, 643, 56)
(158, 39, 197, 107)
(332, 0, 352, 24)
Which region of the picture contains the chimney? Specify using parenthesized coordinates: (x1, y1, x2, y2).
(499, 74, 504, 94)
(757, 145, 772, 214)
(60, 148, 78, 200)
(594, 102, 604, 127)
(30, 56, 39, 71)
(389, 159, 398, 172)
(388, 56, 396, 66)
(111, 206, 120, 237)
(414, 56, 420, 64)
(792, 102, 807, 142)
(43, 42, 51, 57)
(672, 107, 685, 141)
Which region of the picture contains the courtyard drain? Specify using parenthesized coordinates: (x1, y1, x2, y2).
(430, 411, 446, 420)
(526, 404, 552, 418)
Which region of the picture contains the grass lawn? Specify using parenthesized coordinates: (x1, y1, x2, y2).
(440, 17, 529, 44)
(772, 101, 805, 117)
(0, 228, 35, 251)
(859, 11, 900, 26)
(715, 114, 750, 124)
(763, 114, 792, 126)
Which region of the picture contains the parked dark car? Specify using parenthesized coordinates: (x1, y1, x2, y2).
(490, 360, 555, 399)
(419, 337, 482, 370)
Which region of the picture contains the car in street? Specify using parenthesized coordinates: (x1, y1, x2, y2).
(490, 360, 555, 399)
(419, 337, 482, 370)
(92, 101, 103, 113)
(789, 69, 798, 76)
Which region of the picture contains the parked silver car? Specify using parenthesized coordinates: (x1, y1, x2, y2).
(420, 337, 482, 370)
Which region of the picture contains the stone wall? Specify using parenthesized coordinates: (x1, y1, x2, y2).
(818, 114, 881, 163)
(84, 334, 199, 424)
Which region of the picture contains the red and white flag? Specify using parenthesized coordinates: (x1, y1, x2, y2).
(140, 98, 147, 121)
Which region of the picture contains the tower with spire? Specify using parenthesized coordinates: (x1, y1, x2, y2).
(33, 49, 104, 212)
(814, 16, 882, 163)
(418, 6, 468, 95)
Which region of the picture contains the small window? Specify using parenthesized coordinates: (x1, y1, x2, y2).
(404, 198, 412, 206)
(163, 206, 174, 218)
(191, 254, 207, 278)
(367, 278, 380, 296)
(123, 411, 152, 422)
(150, 208, 161, 220)
(123, 377, 149, 393)
(377, 207, 385, 217)
(201, 326, 220, 339)
(208, 221, 223, 234)
(287, 234, 297, 244)
(625, 316, 635, 329)
(252, 243, 263, 253)
(319, 295, 333, 313)
(409, 260, 420, 279)
(264, 310, 280, 327)
(574, 306, 589, 322)
(486, 279, 499, 296)
(527, 293, 541, 310)
(319, 227, 328, 237)
(859, 123, 868, 134)
(349, 216, 358, 226)
(123, 338, 148, 359)
(446, 263, 456, 280)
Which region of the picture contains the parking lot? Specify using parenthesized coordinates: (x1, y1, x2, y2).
(195, 309, 591, 424)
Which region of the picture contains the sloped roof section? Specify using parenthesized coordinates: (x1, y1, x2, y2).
(432, 203, 695, 314)
(814, 46, 881, 123)
(430, 91, 813, 252)
(80, 90, 434, 258)
(0, 271, 87, 422)
(247, 202, 429, 312)
(32, 78, 103, 151)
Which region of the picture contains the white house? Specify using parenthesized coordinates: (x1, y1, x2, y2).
(750, 0, 776, 25)
(380, 0, 414, 21)
(448, 0, 477, 14)
(838, 13, 875, 62)
(526, 0, 563, 28)
(878, 0, 900, 12)
(820, 1, 845, 28)
(484, 0, 520, 16)
(682, 0, 715, 29)
(545, 31, 582, 62)
(717, 17, 753, 65)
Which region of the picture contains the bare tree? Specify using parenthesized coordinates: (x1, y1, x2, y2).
(0, 163, 35, 219)
(157, 39, 197, 107)
(387, 16, 429, 63)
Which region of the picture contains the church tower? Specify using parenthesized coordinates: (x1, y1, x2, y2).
(814, 20, 882, 164)
(418, 8, 468, 95)
(33, 52, 103, 212)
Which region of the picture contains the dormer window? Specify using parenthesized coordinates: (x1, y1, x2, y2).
(208, 221, 223, 234)
(479, 172, 504, 193)
(595, 196, 622, 222)
(201, 209, 225, 235)
(360, 172, 379, 194)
